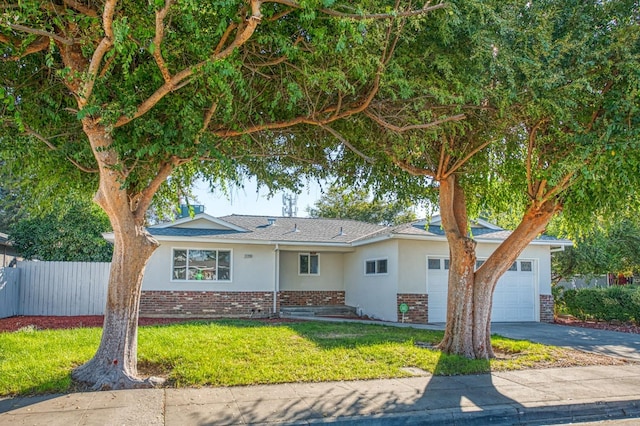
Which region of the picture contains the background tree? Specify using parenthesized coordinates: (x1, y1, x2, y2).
(553, 219, 640, 283)
(1, 1, 443, 389)
(307, 184, 417, 225)
(9, 200, 113, 262)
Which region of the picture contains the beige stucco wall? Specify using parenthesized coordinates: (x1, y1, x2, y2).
(344, 239, 399, 322)
(142, 241, 276, 292)
(397, 240, 449, 294)
(397, 239, 552, 296)
(279, 251, 344, 291)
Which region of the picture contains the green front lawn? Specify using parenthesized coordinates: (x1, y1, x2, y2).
(0, 320, 584, 396)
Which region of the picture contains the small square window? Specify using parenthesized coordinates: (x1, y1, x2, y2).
(365, 260, 376, 274)
(508, 262, 517, 271)
(476, 260, 485, 269)
(428, 259, 441, 270)
(299, 253, 319, 275)
(365, 258, 388, 275)
(520, 261, 532, 272)
(377, 259, 388, 274)
(444, 259, 450, 270)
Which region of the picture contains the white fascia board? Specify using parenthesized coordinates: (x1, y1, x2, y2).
(137, 234, 354, 249)
(353, 232, 573, 248)
(351, 234, 393, 247)
(150, 213, 247, 231)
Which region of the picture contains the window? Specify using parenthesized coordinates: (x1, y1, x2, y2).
(299, 253, 319, 275)
(365, 258, 388, 275)
(520, 261, 532, 272)
(476, 260, 485, 269)
(172, 249, 231, 281)
(428, 259, 441, 270)
(508, 262, 517, 271)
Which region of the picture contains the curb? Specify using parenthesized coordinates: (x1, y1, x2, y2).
(294, 399, 640, 425)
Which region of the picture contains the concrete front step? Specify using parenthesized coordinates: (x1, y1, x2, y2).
(280, 305, 358, 318)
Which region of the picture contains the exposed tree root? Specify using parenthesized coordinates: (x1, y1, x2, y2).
(72, 359, 165, 391)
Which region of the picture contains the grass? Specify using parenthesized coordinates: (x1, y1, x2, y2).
(0, 320, 570, 396)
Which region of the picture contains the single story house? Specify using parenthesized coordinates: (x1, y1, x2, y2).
(123, 214, 571, 323)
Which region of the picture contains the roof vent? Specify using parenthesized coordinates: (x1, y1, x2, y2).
(339, 226, 346, 236)
(267, 218, 277, 226)
(293, 223, 300, 232)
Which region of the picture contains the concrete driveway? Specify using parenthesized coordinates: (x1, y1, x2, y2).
(491, 322, 640, 361)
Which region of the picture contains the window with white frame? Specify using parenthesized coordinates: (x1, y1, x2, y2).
(172, 249, 231, 281)
(299, 253, 319, 275)
(365, 258, 388, 275)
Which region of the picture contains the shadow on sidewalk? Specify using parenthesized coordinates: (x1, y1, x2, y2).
(414, 351, 523, 413)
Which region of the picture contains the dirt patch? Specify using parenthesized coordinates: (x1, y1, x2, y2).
(0, 315, 300, 333)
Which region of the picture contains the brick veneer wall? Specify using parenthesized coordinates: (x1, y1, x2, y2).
(279, 290, 345, 306)
(540, 294, 554, 323)
(396, 293, 428, 324)
(139, 291, 275, 318)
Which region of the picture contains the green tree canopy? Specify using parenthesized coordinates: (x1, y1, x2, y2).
(1, 0, 445, 389)
(328, 0, 640, 358)
(307, 184, 417, 225)
(9, 201, 113, 262)
(553, 219, 640, 281)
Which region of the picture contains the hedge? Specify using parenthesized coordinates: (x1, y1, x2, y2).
(554, 286, 640, 323)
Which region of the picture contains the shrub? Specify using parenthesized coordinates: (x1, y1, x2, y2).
(554, 286, 640, 323)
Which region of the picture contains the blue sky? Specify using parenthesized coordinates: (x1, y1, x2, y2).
(192, 178, 326, 218)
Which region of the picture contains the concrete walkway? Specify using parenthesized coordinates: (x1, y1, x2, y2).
(2, 364, 640, 425)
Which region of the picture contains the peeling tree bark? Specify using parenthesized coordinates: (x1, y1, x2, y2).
(71, 121, 163, 390)
(437, 174, 560, 359)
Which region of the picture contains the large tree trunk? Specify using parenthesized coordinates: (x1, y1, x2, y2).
(71, 122, 163, 390)
(437, 174, 559, 359)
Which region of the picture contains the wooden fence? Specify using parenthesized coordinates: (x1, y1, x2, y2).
(0, 261, 110, 318)
(0, 267, 20, 318)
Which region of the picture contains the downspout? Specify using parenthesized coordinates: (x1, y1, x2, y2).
(273, 244, 280, 316)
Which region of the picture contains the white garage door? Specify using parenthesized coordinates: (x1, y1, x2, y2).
(426, 258, 536, 323)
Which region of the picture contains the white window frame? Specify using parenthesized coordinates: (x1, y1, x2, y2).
(364, 257, 388, 275)
(298, 252, 320, 276)
(171, 248, 233, 282)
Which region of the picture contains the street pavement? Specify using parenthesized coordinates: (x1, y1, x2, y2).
(2, 322, 640, 425)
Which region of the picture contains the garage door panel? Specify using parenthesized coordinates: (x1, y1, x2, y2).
(427, 258, 536, 323)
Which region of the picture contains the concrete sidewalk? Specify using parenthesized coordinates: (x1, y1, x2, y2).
(2, 364, 640, 425)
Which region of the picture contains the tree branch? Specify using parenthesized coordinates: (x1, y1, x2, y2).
(540, 171, 576, 205)
(319, 124, 375, 164)
(80, 0, 118, 105)
(63, 0, 98, 17)
(214, 21, 239, 56)
(265, 0, 447, 20)
(365, 110, 465, 132)
(1, 35, 50, 60)
(389, 154, 436, 177)
(23, 125, 98, 173)
(133, 157, 181, 219)
(436, 136, 447, 180)
(526, 120, 545, 198)
(114, 0, 263, 128)
(443, 137, 494, 179)
(153, 0, 174, 83)
(6, 23, 75, 45)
